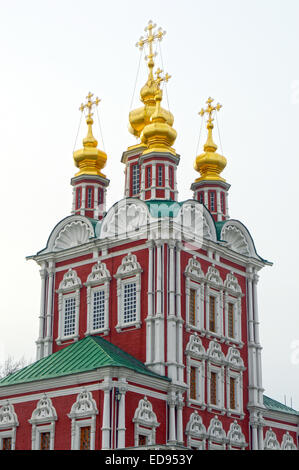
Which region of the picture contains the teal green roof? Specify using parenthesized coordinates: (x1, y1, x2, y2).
(263, 395, 298, 415)
(0, 336, 170, 387)
(215, 221, 226, 241)
(146, 200, 183, 218)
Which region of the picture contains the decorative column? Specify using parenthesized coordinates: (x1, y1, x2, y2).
(44, 261, 55, 357)
(253, 271, 264, 406)
(167, 240, 177, 380)
(176, 393, 184, 445)
(176, 242, 184, 383)
(36, 263, 47, 360)
(146, 241, 154, 365)
(102, 378, 112, 449)
(168, 389, 177, 444)
(153, 240, 165, 375)
(117, 379, 127, 449)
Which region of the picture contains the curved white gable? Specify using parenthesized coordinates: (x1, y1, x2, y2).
(221, 220, 258, 258)
(100, 198, 149, 239)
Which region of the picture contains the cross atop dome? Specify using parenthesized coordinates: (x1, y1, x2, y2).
(79, 92, 101, 119)
(136, 20, 166, 67)
(199, 97, 222, 125)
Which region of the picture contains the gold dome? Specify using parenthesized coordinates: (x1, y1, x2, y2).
(194, 98, 226, 182)
(141, 85, 177, 155)
(73, 93, 107, 178)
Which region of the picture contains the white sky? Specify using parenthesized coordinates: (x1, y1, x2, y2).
(0, 0, 298, 409)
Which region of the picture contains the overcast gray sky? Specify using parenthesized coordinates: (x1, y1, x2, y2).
(0, 0, 298, 408)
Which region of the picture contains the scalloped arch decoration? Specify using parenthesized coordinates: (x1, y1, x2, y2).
(54, 221, 93, 251)
(221, 224, 250, 256)
(100, 200, 149, 239)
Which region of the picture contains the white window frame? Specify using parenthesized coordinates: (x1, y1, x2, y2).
(188, 359, 205, 407)
(0, 401, 19, 450)
(133, 397, 160, 448)
(206, 288, 223, 337)
(68, 389, 98, 451)
(31, 423, 55, 450)
(226, 369, 243, 416)
(85, 261, 111, 336)
(56, 268, 81, 344)
(115, 253, 142, 332)
(224, 294, 241, 343)
(184, 257, 205, 333)
(29, 395, 57, 450)
(185, 411, 207, 450)
(207, 363, 225, 412)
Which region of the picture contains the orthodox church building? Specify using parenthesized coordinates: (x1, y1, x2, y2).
(0, 21, 298, 451)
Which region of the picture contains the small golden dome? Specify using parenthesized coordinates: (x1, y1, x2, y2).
(73, 94, 107, 178)
(141, 86, 177, 155)
(194, 98, 226, 182)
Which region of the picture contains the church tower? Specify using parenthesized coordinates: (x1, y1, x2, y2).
(0, 21, 298, 452)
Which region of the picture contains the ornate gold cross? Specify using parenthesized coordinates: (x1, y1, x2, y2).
(199, 97, 222, 124)
(136, 20, 166, 61)
(155, 68, 171, 87)
(79, 92, 101, 118)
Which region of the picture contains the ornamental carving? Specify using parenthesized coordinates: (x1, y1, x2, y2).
(206, 266, 223, 286)
(54, 221, 93, 251)
(227, 420, 247, 447)
(185, 411, 207, 438)
(68, 389, 98, 419)
(207, 341, 225, 363)
(264, 428, 280, 450)
(100, 201, 149, 239)
(175, 202, 213, 241)
(58, 268, 82, 292)
(281, 432, 297, 450)
(133, 397, 159, 428)
(221, 225, 250, 256)
(115, 253, 142, 278)
(208, 415, 226, 440)
(0, 401, 19, 429)
(29, 394, 57, 424)
(226, 347, 244, 369)
(184, 257, 205, 281)
(186, 334, 206, 359)
(224, 273, 242, 294)
(85, 261, 111, 286)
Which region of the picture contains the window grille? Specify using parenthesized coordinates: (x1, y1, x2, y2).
(123, 282, 137, 323)
(63, 297, 76, 336)
(92, 290, 105, 330)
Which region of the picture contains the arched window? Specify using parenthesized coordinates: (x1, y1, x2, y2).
(68, 389, 98, 450)
(56, 268, 82, 344)
(133, 397, 160, 447)
(29, 394, 57, 450)
(115, 253, 142, 332)
(0, 401, 19, 450)
(85, 261, 111, 336)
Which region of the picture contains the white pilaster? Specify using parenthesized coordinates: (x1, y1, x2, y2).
(102, 378, 112, 449)
(44, 261, 55, 357)
(36, 263, 47, 360)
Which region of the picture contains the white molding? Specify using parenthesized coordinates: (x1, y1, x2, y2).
(68, 389, 98, 450)
(133, 397, 160, 447)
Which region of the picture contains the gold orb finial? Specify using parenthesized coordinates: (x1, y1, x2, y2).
(194, 98, 226, 181)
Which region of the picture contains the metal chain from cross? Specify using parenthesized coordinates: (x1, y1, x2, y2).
(199, 97, 222, 124)
(79, 92, 101, 118)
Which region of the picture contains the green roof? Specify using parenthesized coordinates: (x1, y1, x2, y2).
(263, 395, 298, 415)
(146, 200, 183, 218)
(0, 336, 170, 387)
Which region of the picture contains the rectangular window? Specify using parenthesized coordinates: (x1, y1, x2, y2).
(169, 166, 174, 189)
(87, 187, 93, 208)
(190, 366, 196, 400)
(199, 192, 204, 204)
(210, 192, 215, 211)
(98, 188, 103, 205)
(228, 303, 234, 338)
(80, 426, 91, 450)
(147, 166, 151, 188)
(189, 289, 196, 326)
(209, 296, 216, 332)
(40, 432, 50, 450)
(76, 188, 81, 209)
(221, 192, 225, 213)
(157, 166, 163, 186)
(123, 282, 137, 323)
(2, 437, 12, 450)
(132, 164, 140, 195)
(138, 435, 147, 446)
(63, 296, 76, 336)
(92, 290, 105, 330)
(210, 372, 217, 405)
(230, 377, 236, 409)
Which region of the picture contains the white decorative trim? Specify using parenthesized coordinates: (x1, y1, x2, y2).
(227, 420, 247, 449)
(85, 261, 111, 336)
(115, 253, 142, 332)
(207, 415, 227, 449)
(206, 265, 223, 287)
(56, 268, 81, 344)
(226, 347, 245, 370)
(54, 221, 93, 251)
(185, 257, 205, 331)
(68, 389, 98, 450)
(29, 394, 57, 450)
(264, 428, 280, 450)
(133, 397, 160, 447)
(185, 411, 207, 449)
(281, 431, 297, 450)
(0, 401, 19, 450)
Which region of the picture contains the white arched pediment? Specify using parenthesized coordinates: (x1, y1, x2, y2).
(175, 200, 217, 243)
(39, 216, 95, 254)
(29, 394, 57, 424)
(133, 397, 159, 428)
(0, 401, 19, 429)
(186, 334, 206, 359)
(186, 411, 207, 438)
(227, 420, 247, 448)
(220, 220, 258, 258)
(100, 198, 149, 239)
(68, 389, 98, 419)
(264, 429, 280, 450)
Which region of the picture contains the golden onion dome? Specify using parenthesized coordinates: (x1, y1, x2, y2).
(73, 94, 107, 178)
(141, 86, 177, 155)
(194, 118, 226, 181)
